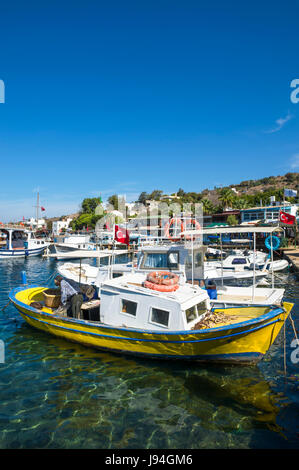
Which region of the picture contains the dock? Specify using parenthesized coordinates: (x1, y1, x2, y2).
(282, 248, 299, 278)
(44, 249, 129, 260)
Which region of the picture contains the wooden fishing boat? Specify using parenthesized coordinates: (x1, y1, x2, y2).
(9, 272, 293, 365)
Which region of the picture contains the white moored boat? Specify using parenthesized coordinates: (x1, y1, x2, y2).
(57, 232, 285, 307)
(0, 226, 50, 258)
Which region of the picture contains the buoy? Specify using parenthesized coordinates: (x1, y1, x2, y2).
(21, 271, 27, 285)
(265, 235, 280, 251)
(144, 271, 179, 292)
(164, 218, 184, 242)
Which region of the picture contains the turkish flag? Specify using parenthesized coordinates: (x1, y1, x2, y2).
(279, 210, 296, 225)
(114, 225, 130, 245)
(41, 206, 45, 211)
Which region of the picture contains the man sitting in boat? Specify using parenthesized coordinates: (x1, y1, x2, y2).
(54, 275, 84, 318)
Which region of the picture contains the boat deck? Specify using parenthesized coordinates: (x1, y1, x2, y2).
(16, 286, 272, 331)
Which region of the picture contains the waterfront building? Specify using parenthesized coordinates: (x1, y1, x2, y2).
(240, 204, 297, 224)
(52, 218, 73, 235)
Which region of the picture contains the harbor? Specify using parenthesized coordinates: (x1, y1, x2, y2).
(0, 0, 298, 455)
(0, 216, 298, 449)
(0, 252, 298, 448)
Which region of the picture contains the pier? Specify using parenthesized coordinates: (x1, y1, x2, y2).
(282, 248, 299, 276)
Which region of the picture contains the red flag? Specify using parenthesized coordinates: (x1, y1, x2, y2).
(41, 207, 45, 211)
(114, 225, 130, 245)
(279, 210, 296, 225)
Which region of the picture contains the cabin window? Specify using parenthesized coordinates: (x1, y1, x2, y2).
(231, 258, 247, 265)
(121, 299, 137, 316)
(185, 306, 197, 322)
(196, 301, 206, 316)
(185, 301, 207, 324)
(150, 307, 169, 327)
(142, 252, 179, 269)
(185, 251, 202, 268)
(194, 252, 202, 267)
(167, 252, 179, 268)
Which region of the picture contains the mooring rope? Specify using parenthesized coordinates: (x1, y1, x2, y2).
(289, 312, 298, 342)
(0, 300, 11, 312)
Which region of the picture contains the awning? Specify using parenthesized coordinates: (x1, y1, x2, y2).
(181, 226, 283, 236)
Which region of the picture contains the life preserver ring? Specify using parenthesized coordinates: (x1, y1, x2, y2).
(144, 271, 180, 292)
(265, 235, 280, 251)
(147, 271, 179, 286)
(164, 218, 184, 241)
(182, 218, 201, 240)
(144, 280, 179, 292)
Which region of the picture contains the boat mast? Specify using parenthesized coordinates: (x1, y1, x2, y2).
(36, 192, 39, 228)
(33, 191, 41, 231)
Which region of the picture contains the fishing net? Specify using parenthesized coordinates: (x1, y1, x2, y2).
(192, 311, 237, 330)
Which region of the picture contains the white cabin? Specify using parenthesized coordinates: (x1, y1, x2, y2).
(99, 272, 210, 331)
(0, 227, 49, 257)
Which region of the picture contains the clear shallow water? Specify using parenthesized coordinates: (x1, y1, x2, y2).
(0, 257, 298, 449)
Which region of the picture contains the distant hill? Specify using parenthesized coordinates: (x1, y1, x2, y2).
(230, 173, 299, 195)
(138, 172, 299, 211)
(200, 172, 299, 205)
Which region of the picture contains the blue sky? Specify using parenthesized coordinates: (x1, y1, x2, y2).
(0, 0, 298, 221)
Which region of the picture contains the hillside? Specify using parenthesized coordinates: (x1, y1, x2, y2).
(201, 172, 299, 206)
(138, 172, 299, 213)
(230, 173, 299, 195)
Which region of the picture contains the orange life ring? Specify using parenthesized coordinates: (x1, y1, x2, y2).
(144, 280, 179, 292)
(147, 271, 179, 286)
(181, 219, 201, 240)
(164, 218, 184, 241)
(145, 271, 179, 292)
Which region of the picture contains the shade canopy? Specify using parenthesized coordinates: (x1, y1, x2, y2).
(181, 226, 283, 236)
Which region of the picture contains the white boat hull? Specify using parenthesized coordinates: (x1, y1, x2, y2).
(0, 246, 47, 258)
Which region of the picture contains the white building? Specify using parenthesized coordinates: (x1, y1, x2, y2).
(52, 218, 73, 235)
(26, 217, 46, 229)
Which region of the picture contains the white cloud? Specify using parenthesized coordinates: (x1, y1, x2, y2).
(265, 112, 293, 134)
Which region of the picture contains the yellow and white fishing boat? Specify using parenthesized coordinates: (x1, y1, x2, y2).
(9, 272, 293, 365)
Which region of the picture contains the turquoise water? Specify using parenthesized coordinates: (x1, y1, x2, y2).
(0, 257, 298, 449)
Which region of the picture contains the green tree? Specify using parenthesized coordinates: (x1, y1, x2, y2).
(72, 213, 93, 230)
(201, 198, 215, 214)
(226, 215, 238, 226)
(149, 190, 163, 200)
(138, 192, 149, 205)
(108, 194, 119, 209)
(81, 197, 102, 214)
(233, 198, 249, 209)
(218, 188, 236, 209)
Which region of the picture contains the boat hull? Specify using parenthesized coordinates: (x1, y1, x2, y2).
(0, 246, 47, 258)
(9, 285, 293, 365)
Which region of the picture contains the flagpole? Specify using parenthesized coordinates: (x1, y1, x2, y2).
(283, 188, 286, 211)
